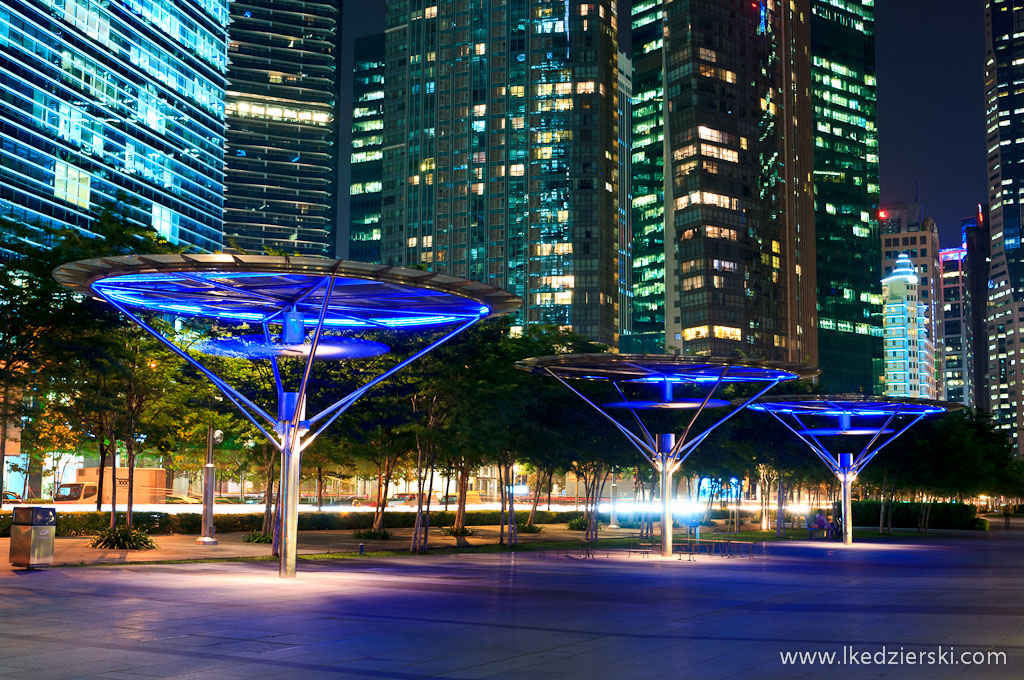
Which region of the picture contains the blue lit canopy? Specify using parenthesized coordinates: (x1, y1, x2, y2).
(53, 254, 520, 330)
(515, 354, 817, 385)
(746, 394, 952, 432)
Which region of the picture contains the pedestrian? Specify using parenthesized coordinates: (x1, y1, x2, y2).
(1004, 503, 1013, 530)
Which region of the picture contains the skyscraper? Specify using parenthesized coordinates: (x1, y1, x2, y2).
(381, 0, 621, 345)
(622, 0, 665, 353)
(882, 254, 936, 399)
(879, 203, 942, 394)
(349, 35, 385, 263)
(617, 51, 633, 338)
(222, 0, 339, 257)
(629, 0, 817, 363)
(984, 0, 1024, 447)
(964, 204, 991, 412)
(939, 246, 970, 406)
(810, 0, 882, 394)
(0, 0, 229, 252)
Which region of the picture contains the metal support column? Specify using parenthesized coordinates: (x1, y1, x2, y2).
(197, 425, 218, 545)
(658, 433, 676, 557)
(839, 452, 853, 545)
(278, 392, 305, 577)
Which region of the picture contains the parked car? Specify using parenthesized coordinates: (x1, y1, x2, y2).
(2, 490, 23, 504)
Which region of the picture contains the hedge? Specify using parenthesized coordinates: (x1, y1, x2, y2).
(850, 500, 981, 530)
(0, 509, 584, 537)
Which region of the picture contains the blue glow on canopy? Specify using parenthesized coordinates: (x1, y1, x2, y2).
(748, 401, 946, 417)
(626, 367, 798, 384)
(92, 271, 490, 329)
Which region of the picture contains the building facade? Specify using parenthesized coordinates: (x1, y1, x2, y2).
(984, 0, 1024, 448)
(617, 51, 633, 338)
(880, 202, 942, 394)
(810, 0, 882, 393)
(940, 246, 970, 406)
(348, 34, 385, 263)
(964, 204, 991, 412)
(882, 254, 936, 399)
(622, 0, 665, 353)
(0, 0, 230, 252)
(654, 0, 817, 363)
(381, 0, 622, 345)
(222, 0, 339, 257)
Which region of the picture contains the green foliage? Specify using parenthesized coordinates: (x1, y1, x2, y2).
(88, 524, 157, 550)
(851, 501, 980, 530)
(518, 523, 543, 533)
(0, 509, 585, 538)
(567, 516, 589, 531)
(242, 532, 273, 543)
(442, 526, 475, 536)
(353, 528, 393, 540)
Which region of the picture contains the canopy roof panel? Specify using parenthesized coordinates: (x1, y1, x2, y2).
(54, 254, 520, 328)
(516, 353, 818, 384)
(745, 394, 956, 417)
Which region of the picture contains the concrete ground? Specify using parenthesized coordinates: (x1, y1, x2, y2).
(1, 526, 1023, 679)
(0, 524, 642, 566)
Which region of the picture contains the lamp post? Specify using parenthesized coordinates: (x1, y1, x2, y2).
(197, 426, 223, 545)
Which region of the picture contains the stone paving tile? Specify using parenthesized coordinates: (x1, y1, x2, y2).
(4, 531, 1024, 679)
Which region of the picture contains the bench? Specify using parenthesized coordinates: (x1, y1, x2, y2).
(805, 517, 829, 539)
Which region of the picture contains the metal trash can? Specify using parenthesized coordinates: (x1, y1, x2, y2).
(9, 506, 56, 568)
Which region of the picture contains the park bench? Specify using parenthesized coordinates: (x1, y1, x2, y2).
(805, 516, 829, 539)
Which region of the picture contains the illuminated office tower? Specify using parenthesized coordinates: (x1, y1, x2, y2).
(984, 1, 1024, 448)
(382, 1, 622, 344)
(810, 0, 882, 392)
(879, 203, 942, 394)
(882, 254, 936, 399)
(0, 0, 229, 251)
(349, 35, 385, 262)
(617, 51, 633, 338)
(222, 0, 339, 256)
(940, 246, 970, 406)
(963, 205, 990, 412)
(656, 0, 817, 362)
(622, 0, 665, 353)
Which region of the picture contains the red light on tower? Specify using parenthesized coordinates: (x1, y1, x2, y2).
(878, 210, 888, 220)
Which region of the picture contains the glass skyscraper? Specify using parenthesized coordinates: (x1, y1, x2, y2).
(810, 0, 882, 393)
(222, 0, 339, 257)
(984, 0, 1024, 449)
(625, 0, 817, 364)
(381, 0, 622, 345)
(882, 254, 935, 399)
(0, 0, 229, 252)
(940, 246, 970, 406)
(349, 34, 385, 263)
(622, 0, 665, 353)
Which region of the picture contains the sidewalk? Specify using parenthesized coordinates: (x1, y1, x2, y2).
(1, 523, 640, 570)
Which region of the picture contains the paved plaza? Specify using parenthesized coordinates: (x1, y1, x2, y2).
(1, 530, 1023, 679)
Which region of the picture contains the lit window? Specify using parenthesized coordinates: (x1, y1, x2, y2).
(53, 161, 90, 209)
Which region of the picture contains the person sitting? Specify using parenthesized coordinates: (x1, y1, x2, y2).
(815, 510, 830, 538)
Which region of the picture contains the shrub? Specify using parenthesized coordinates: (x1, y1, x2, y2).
(89, 524, 156, 550)
(567, 516, 588, 531)
(242, 532, 273, 543)
(851, 501, 980, 530)
(442, 526, 475, 536)
(353, 528, 393, 540)
(518, 524, 543, 533)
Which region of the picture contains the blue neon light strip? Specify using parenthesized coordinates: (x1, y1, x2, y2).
(92, 271, 489, 329)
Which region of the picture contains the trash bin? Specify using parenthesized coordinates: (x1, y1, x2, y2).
(9, 506, 56, 568)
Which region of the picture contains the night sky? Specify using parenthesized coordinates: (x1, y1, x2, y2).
(875, 0, 987, 246)
(335, 1, 986, 249)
